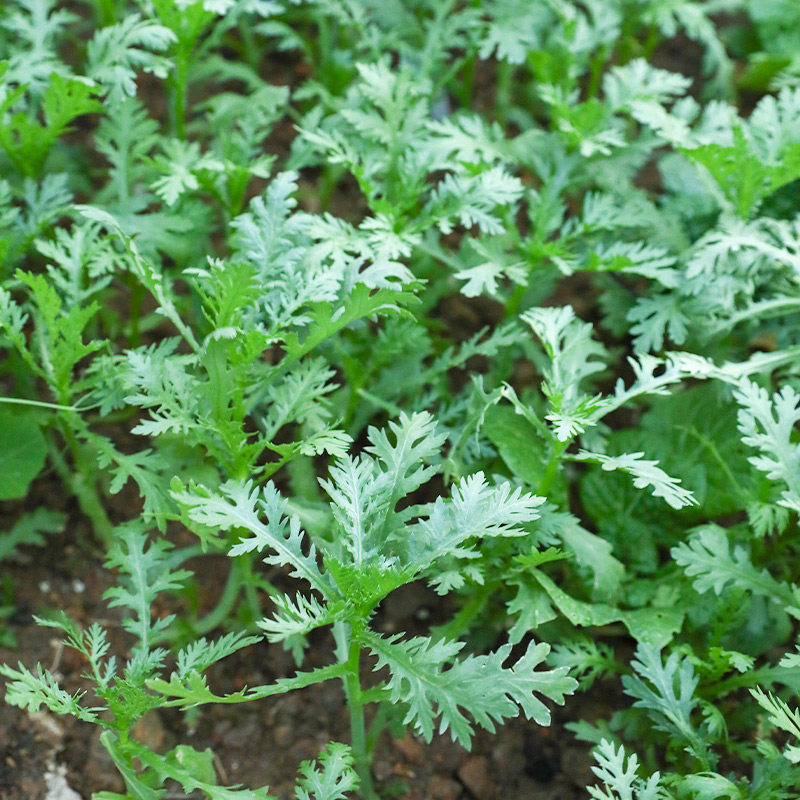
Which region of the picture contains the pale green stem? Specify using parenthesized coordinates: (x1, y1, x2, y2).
(0, 397, 82, 411)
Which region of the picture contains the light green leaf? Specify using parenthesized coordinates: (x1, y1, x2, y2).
(572, 450, 696, 509)
(365, 632, 575, 747)
(175, 480, 331, 595)
(295, 743, 359, 800)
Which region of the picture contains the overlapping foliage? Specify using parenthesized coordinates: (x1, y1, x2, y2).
(2, 1, 800, 798)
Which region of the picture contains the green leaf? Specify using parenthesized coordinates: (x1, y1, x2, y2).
(572, 450, 697, 510)
(678, 773, 744, 800)
(751, 687, 800, 764)
(86, 13, 175, 100)
(682, 125, 800, 218)
(672, 525, 799, 612)
(257, 593, 345, 642)
(623, 645, 709, 764)
(295, 743, 359, 800)
(530, 570, 683, 650)
(0, 508, 64, 560)
(559, 516, 625, 600)
(506, 577, 557, 644)
(147, 664, 347, 708)
(175, 631, 262, 678)
(100, 732, 166, 800)
(16, 270, 107, 399)
(588, 739, 666, 800)
(482, 403, 546, 487)
(0, 410, 47, 499)
(521, 305, 608, 441)
(175, 480, 332, 596)
(479, 0, 550, 63)
(365, 632, 576, 747)
(102, 732, 274, 800)
(733, 379, 800, 511)
(0, 661, 99, 722)
(103, 524, 192, 651)
(280, 283, 419, 368)
(426, 165, 524, 235)
(407, 471, 544, 588)
(364, 411, 447, 511)
(0, 73, 102, 176)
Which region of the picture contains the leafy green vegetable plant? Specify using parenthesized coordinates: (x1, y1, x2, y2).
(4, 1, 800, 799)
(2, 414, 576, 798)
(0, 524, 360, 800)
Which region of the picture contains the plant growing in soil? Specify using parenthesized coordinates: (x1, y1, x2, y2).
(1, 413, 577, 798)
(4, 1, 800, 799)
(1, 523, 361, 800)
(156, 411, 576, 796)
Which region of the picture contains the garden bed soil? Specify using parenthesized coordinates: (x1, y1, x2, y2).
(0, 501, 607, 800)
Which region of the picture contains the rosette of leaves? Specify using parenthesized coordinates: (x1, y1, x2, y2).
(156, 411, 577, 797)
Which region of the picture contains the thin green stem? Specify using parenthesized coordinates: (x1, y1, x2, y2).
(704, 666, 800, 699)
(0, 397, 82, 412)
(94, 0, 116, 26)
(339, 623, 378, 799)
(50, 422, 114, 544)
(676, 425, 746, 498)
(537, 438, 568, 498)
(586, 48, 609, 101)
(364, 702, 389, 758)
(496, 61, 514, 125)
(185, 556, 249, 638)
(641, 25, 661, 62)
(505, 282, 528, 318)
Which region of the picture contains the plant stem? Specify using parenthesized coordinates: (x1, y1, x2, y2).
(431, 582, 492, 642)
(0, 397, 82, 411)
(187, 556, 248, 637)
(127, 276, 145, 349)
(505, 282, 528, 318)
(340, 624, 378, 799)
(496, 61, 514, 126)
(172, 54, 190, 140)
(53, 419, 114, 544)
(94, 0, 116, 26)
(537, 438, 567, 498)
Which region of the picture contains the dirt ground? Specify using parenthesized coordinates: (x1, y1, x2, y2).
(0, 493, 604, 800)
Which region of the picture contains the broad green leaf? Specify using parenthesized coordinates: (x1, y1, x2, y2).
(506, 578, 557, 644)
(559, 517, 625, 600)
(531, 570, 683, 650)
(482, 403, 546, 487)
(0, 410, 47, 500)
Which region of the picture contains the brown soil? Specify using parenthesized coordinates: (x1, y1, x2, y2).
(0, 498, 605, 800)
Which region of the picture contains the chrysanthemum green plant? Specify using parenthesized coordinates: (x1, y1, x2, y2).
(154, 411, 577, 797)
(1, 412, 576, 798)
